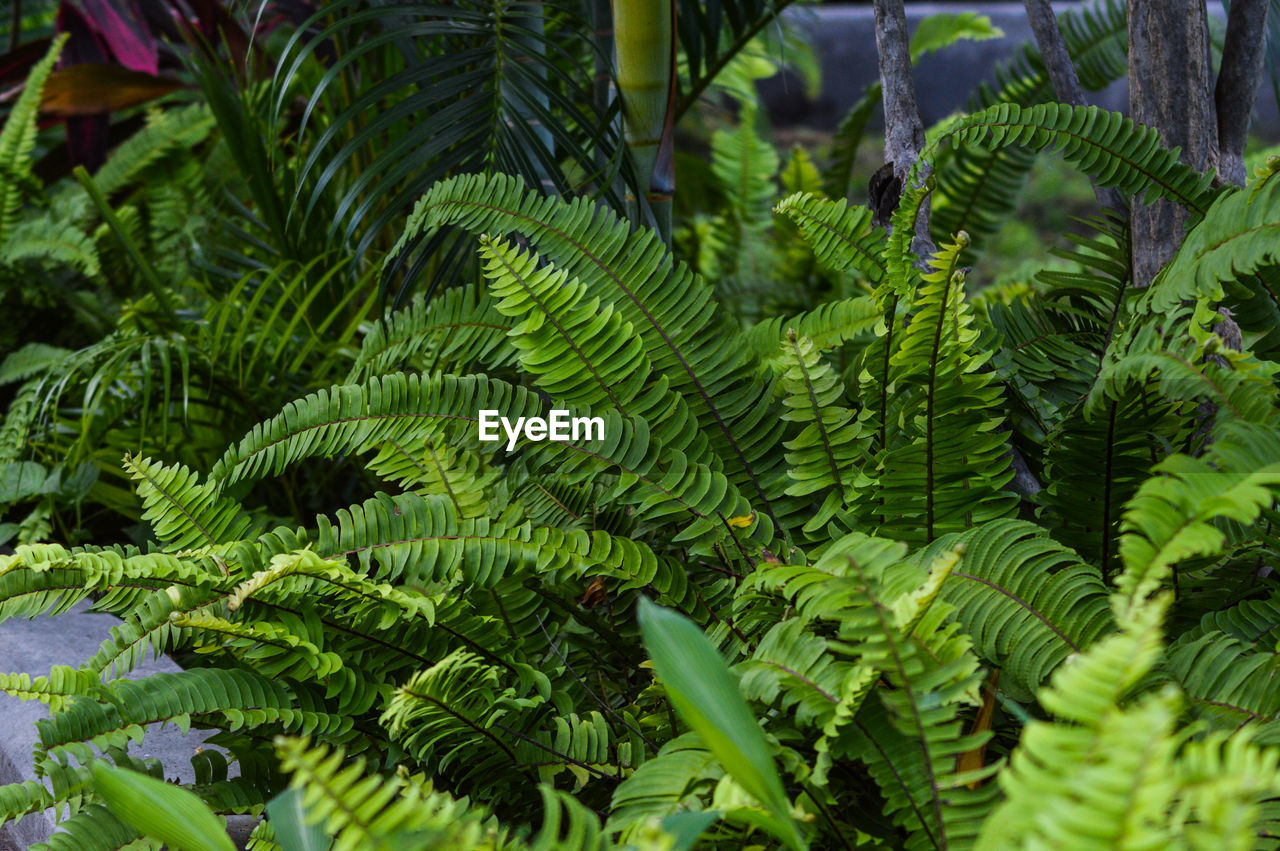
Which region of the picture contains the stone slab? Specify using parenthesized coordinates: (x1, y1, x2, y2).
(0, 602, 246, 848)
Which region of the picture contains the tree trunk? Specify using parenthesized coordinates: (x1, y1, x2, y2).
(1128, 0, 1217, 286)
(1023, 0, 1125, 214)
(1216, 0, 1270, 186)
(870, 0, 934, 256)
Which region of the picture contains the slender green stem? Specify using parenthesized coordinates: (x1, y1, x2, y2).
(73, 166, 176, 321)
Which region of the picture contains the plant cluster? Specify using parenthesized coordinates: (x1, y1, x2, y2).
(1, 1, 1280, 850)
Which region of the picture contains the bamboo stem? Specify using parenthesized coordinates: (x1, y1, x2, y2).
(613, 0, 675, 242)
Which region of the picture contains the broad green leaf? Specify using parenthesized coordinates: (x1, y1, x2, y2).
(267, 786, 333, 851)
(91, 763, 235, 851)
(637, 597, 805, 850)
(909, 12, 1004, 63)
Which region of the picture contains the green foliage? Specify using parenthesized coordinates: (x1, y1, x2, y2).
(92, 763, 236, 851)
(638, 598, 802, 849)
(6, 4, 1280, 849)
(930, 0, 1129, 256)
(908, 12, 1004, 63)
(0, 35, 65, 245)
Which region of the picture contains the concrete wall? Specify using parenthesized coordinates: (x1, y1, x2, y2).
(760, 1, 1280, 137)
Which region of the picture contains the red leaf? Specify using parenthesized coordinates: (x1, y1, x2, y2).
(79, 0, 159, 75)
(56, 3, 110, 66)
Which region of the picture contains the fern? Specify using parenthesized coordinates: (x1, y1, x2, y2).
(891, 103, 1222, 287)
(931, 0, 1128, 252)
(744, 295, 880, 374)
(1152, 168, 1280, 314)
(2, 216, 101, 279)
(273, 736, 513, 851)
(126, 455, 261, 554)
(348, 284, 517, 382)
(392, 173, 799, 538)
(776, 330, 871, 535)
(209, 373, 774, 555)
(985, 594, 1280, 849)
(871, 234, 1017, 542)
(0, 36, 65, 245)
(916, 519, 1113, 699)
(1113, 420, 1280, 621)
(34, 803, 145, 851)
(6, 54, 1280, 846)
(773, 192, 887, 286)
(478, 236, 712, 465)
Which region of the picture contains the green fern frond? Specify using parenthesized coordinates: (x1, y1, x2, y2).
(1152, 171, 1280, 315)
(872, 234, 1017, 542)
(980, 597, 1177, 847)
(348, 285, 517, 382)
(0, 35, 66, 245)
(171, 609, 343, 683)
(931, 0, 1128, 251)
(745, 296, 880, 374)
(207, 373, 540, 487)
(382, 650, 629, 797)
(1173, 730, 1280, 848)
(891, 103, 1222, 285)
(711, 108, 780, 232)
(210, 374, 775, 555)
(1114, 421, 1280, 620)
(840, 550, 996, 850)
(89, 105, 217, 198)
(33, 802, 144, 851)
(776, 331, 872, 534)
(364, 434, 500, 518)
(529, 786, 609, 851)
(773, 192, 886, 286)
(780, 146, 823, 197)
(125, 455, 259, 555)
(0, 342, 68, 388)
(0, 544, 223, 624)
(391, 173, 796, 537)
(82, 584, 211, 678)
(479, 236, 712, 465)
(0, 380, 41, 461)
(916, 519, 1113, 698)
(1166, 630, 1280, 734)
(33, 668, 333, 766)
(273, 736, 513, 851)
(2, 215, 101, 279)
(0, 665, 103, 712)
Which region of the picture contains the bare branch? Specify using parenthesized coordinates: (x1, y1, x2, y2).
(1023, 0, 1087, 106)
(1023, 0, 1125, 213)
(1215, 0, 1269, 186)
(870, 0, 934, 255)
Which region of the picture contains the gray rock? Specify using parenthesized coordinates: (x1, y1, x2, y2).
(0, 602, 243, 848)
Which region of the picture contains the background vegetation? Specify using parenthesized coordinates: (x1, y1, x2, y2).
(2, 0, 1280, 849)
